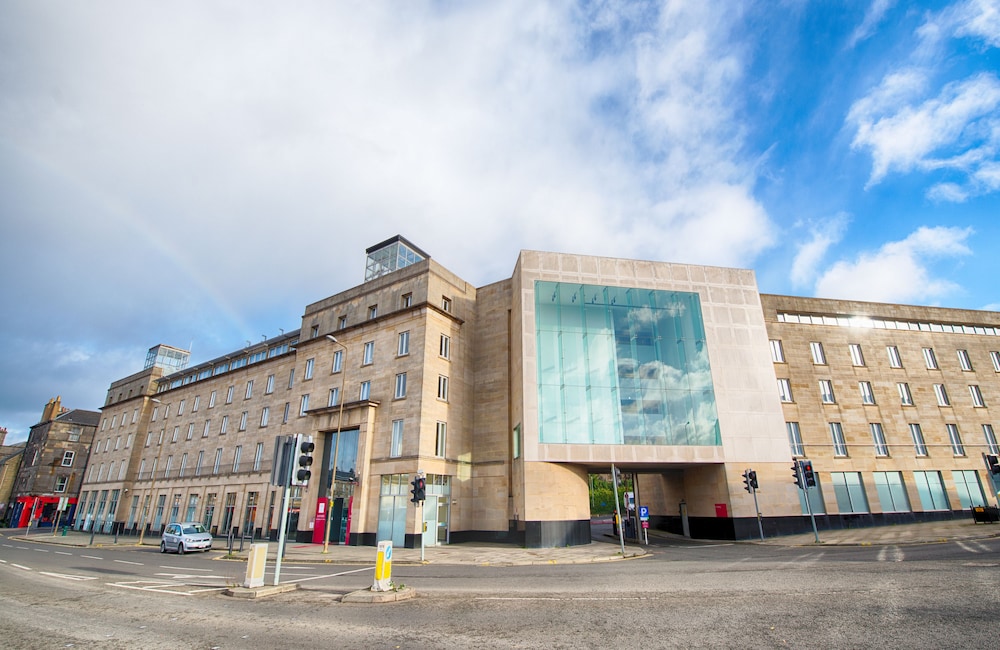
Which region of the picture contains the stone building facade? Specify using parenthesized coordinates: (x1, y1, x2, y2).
(9, 398, 99, 528)
(74, 238, 1000, 547)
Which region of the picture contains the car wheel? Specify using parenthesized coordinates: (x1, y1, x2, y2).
(160, 542, 166, 553)
(178, 543, 186, 555)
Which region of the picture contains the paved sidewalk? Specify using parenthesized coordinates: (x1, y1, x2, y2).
(5, 517, 997, 566)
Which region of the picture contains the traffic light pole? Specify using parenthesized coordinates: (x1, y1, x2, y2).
(611, 463, 626, 557)
(751, 487, 764, 541)
(796, 461, 820, 543)
(273, 444, 296, 586)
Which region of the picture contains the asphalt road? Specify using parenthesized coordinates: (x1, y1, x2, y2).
(1, 533, 998, 648)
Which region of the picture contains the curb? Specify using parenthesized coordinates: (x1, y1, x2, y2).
(342, 586, 417, 603)
(224, 583, 300, 599)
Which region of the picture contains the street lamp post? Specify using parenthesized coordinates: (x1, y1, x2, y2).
(323, 335, 347, 554)
(137, 397, 163, 547)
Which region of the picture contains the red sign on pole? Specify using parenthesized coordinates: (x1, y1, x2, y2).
(715, 503, 728, 518)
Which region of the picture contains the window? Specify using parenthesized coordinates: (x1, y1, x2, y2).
(431, 421, 447, 457)
(913, 471, 949, 510)
(209, 390, 217, 408)
(787, 422, 804, 456)
(849, 343, 865, 366)
(898, 382, 914, 406)
(332, 349, 344, 373)
(310, 325, 319, 338)
(946, 423, 965, 456)
(61, 451, 75, 467)
(359, 381, 371, 401)
(203, 420, 211, 438)
(220, 415, 229, 434)
(769, 340, 785, 363)
(288, 369, 295, 389)
(957, 349, 973, 371)
(970, 385, 985, 407)
(283, 402, 290, 423)
(151, 407, 159, 422)
(440, 334, 451, 359)
(398, 331, 410, 356)
(909, 423, 927, 456)
(338, 315, 347, 330)
(992, 351, 1000, 372)
(226, 386, 234, 404)
(810, 342, 827, 365)
(830, 422, 847, 457)
(260, 407, 270, 427)
(299, 394, 310, 416)
(213, 448, 223, 475)
(870, 422, 889, 456)
(513, 423, 522, 459)
(304, 358, 315, 380)
(442, 297, 452, 312)
(192, 395, 200, 412)
(363, 341, 374, 365)
(438, 375, 449, 401)
(55, 476, 68, 493)
(195, 451, 204, 476)
(368, 305, 378, 320)
(328, 387, 340, 407)
(819, 380, 836, 404)
(233, 446, 242, 473)
(394, 373, 407, 399)
(887, 345, 902, 368)
(239, 411, 248, 431)
(952, 470, 986, 508)
(859, 381, 875, 405)
(934, 384, 950, 406)
(402, 293, 413, 308)
(983, 424, 999, 454)
(265, 374, 275, 394)
(245, 380, 254, 399)
(171, 426, 179, 443)
(390, 419, 403, 457)
(923, 347, 938, 370)
(873, 472, 911, 512)
(178, 399, 186, 415)
(253, 443, 264, 471)
(830, 472, 869, 513)
(777, 378, 793, 403)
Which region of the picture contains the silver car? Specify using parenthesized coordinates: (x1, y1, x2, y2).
(160, 521, 213, 554)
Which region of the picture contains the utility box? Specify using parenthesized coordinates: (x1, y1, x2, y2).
(244, 543, 268, 588)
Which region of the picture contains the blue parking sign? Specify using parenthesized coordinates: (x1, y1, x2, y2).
(638, 506, 649, 520)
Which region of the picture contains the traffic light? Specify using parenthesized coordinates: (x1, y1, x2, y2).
(792, 462, 802, 489)
(801, 460, 816, 488)
(742, 470, 753, 493)
(987, 454, 1000, 476)
(410, 475, 426, 503)
(291, 434, 315, 486)
(748, 470, 759, 490)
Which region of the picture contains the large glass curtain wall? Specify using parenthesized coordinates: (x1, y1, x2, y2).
(535, 281, 721, 446)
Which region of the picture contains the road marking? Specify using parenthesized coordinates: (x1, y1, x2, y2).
(11, 564, 32, 571)
(54, 551, 72, 556)
(81, 555, 103, 560)
(39, 572, 97, 581)
(877, 546, 904, 562)
(956, 541, 980, 554)
(476, 596, 654, 601)
(113, 559, 143, 566)
(32, 548, 49, 553)
(161, 565, 212, 571)
(289, 566, 374, 584)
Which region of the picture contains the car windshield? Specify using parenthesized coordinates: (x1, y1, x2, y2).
(182, 524, 206, 535)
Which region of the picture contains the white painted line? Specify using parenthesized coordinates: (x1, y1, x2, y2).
(188, 587, 227, 594)
(111, 583, 195, 596)
(956, 541, 979, 554)
(161, 565, 212, 572)
(288, 566, 375, 584)
(81, 555, 103, 560)
(54, 551, 72, 556)
(32, 548, 49, 552)
(113, 559, 143, 566)
(11, 564, 32, 571)
(39, 572, 97, 581)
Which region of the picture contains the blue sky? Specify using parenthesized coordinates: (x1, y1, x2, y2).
(1, 0, 999, 443)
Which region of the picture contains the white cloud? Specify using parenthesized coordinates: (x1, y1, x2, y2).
(849, 73, 1000, 187)
(813, 226, 973, 303)
(847, 0, 897, 49)
(790, 214, 849, 288)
